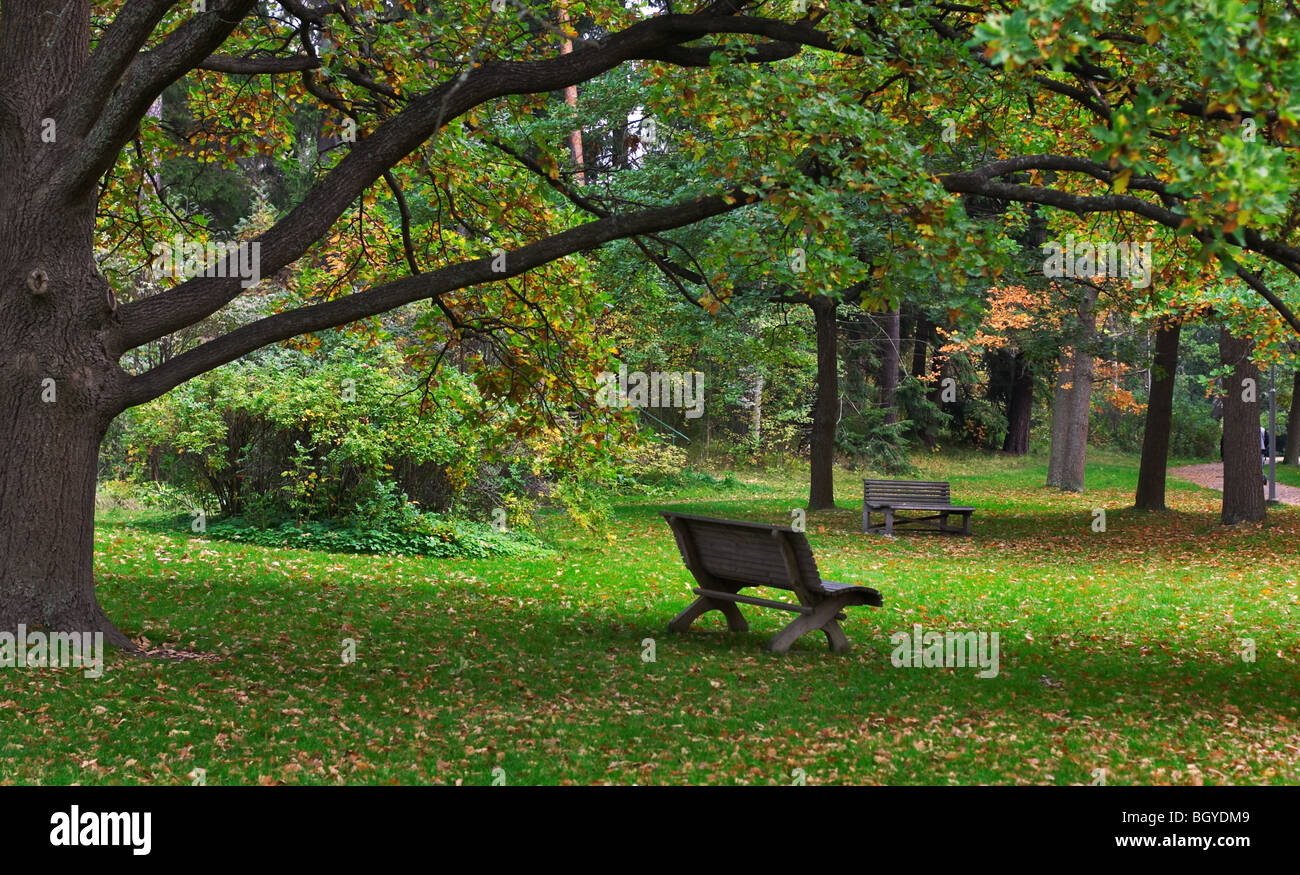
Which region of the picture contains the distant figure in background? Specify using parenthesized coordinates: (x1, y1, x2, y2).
(1261, 426, 1269, 485)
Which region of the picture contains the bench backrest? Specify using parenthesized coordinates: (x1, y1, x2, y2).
(660, 512, 828, 596)
(863, 479, 951, 506)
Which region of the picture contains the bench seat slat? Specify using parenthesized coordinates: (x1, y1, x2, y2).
(865, 503, 975, 511)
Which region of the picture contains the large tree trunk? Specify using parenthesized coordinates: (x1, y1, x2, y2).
(1046, 285, 1099, 491)
(1134, 317, 1181, 510)
(877, 305, 900, 426)
(1285, 370, 1300, 467)
(0, 404, 132, 649)
(1220, 327, 1266, 524)
(0, 229, 134, 649)
(1001, 348, 1033, 455)
(0, 3, 134, 646)
(808, 296, 838, 509)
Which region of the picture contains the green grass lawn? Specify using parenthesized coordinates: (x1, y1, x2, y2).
(4, 450, 1299, 785)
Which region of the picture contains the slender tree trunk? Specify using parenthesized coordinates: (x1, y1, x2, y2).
(740, 365, 763, 452)
(876, 305, 900, 426)
(1134, 317, 1181, 510)
(1046, 347, 1072, 485)
(1001, 348, 1033, 455)
(911, 313, 929, 380)
(808, 296, 838, 509)
(1046, 284, 1098, 491)
(1060, 344, 1095, 491)
(1285, 371, 1300, 466)
(557, 3, 585, 184)
(1220, 327, 1266, 524)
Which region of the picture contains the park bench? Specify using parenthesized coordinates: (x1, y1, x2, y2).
(862, 479, 974, 536)
(660, 511, 883, 654)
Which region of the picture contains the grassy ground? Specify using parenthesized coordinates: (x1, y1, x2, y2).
(4, 449, 1299, 785)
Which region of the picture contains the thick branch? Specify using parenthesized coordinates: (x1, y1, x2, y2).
(195, 54, 321, 74)
(121, 186, 761, 408)
(114, 11, 848, 352)
(56, 0, 261, 198)
(58, 0, 178, 140)
(939, 155, 1300, 329)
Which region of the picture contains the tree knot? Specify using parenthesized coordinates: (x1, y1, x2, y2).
(26, 268, 49, 296)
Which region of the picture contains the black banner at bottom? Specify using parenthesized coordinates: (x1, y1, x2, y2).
(1, 785, 1289, 862)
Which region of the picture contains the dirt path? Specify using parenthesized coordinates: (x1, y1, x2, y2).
(1170, 462, 1300, 506)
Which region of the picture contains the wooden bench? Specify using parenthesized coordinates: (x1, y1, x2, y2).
(862, 479, 974, 536)
(661, 512, 883, 653)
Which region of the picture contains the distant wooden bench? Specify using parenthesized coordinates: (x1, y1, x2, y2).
(862, 479, 974, 536)
(661, 511, 883, 654)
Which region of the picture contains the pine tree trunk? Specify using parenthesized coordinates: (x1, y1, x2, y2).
(1001, 348, 1033, 455)
(1220, 327, 1266, 524)
(1285, 371, 1300, 467)
(911, 313, 929, 379)
(1134, 318, 1181, 510)
(808, 296, 838, 510)
(878, 306, 900, 426)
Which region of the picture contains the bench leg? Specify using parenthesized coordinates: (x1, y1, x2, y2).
(961, 512, 971, 536)
(765, 597, 852, 654)
(884, 509, 894, 537)
(939, 511, 949, 532)
(667, 596, 749, 634)
(821, 619, 851, 654)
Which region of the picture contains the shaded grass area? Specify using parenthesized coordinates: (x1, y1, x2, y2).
(3, 449, 1299, 785)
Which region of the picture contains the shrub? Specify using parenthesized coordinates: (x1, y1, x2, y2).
(199, 509, 550, 559)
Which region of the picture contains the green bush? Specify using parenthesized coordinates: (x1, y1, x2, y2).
(1170, 398, 1221, 459)
(200, 510, 551, 559)
(125, 337, 487, 521)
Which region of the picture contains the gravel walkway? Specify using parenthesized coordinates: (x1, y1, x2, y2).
(1169, 461, 1300, 506)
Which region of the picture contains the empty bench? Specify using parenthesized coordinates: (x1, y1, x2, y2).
(862, 479, 974, 536)
(661, 511, 883, 654)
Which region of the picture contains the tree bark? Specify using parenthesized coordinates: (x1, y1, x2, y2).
(1001, 348, 1033, 455)
(808, 296, 838, 509)
(740, 365, 764, 452)
(1285, 371, 1300, 466)
(0, 213, 135, 648)
(911, 312, 929, 380)
(1219, 327, 1266, 524)
(0, 4, 138, 647)
(0, 400, 133, 649)
(1046, 348, 1072, 485)
(1134, 317, 1181, 510)
(557, 3, 586, 185)
(878, 305, 900, 426)
(1046, 284, 1098, 491)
